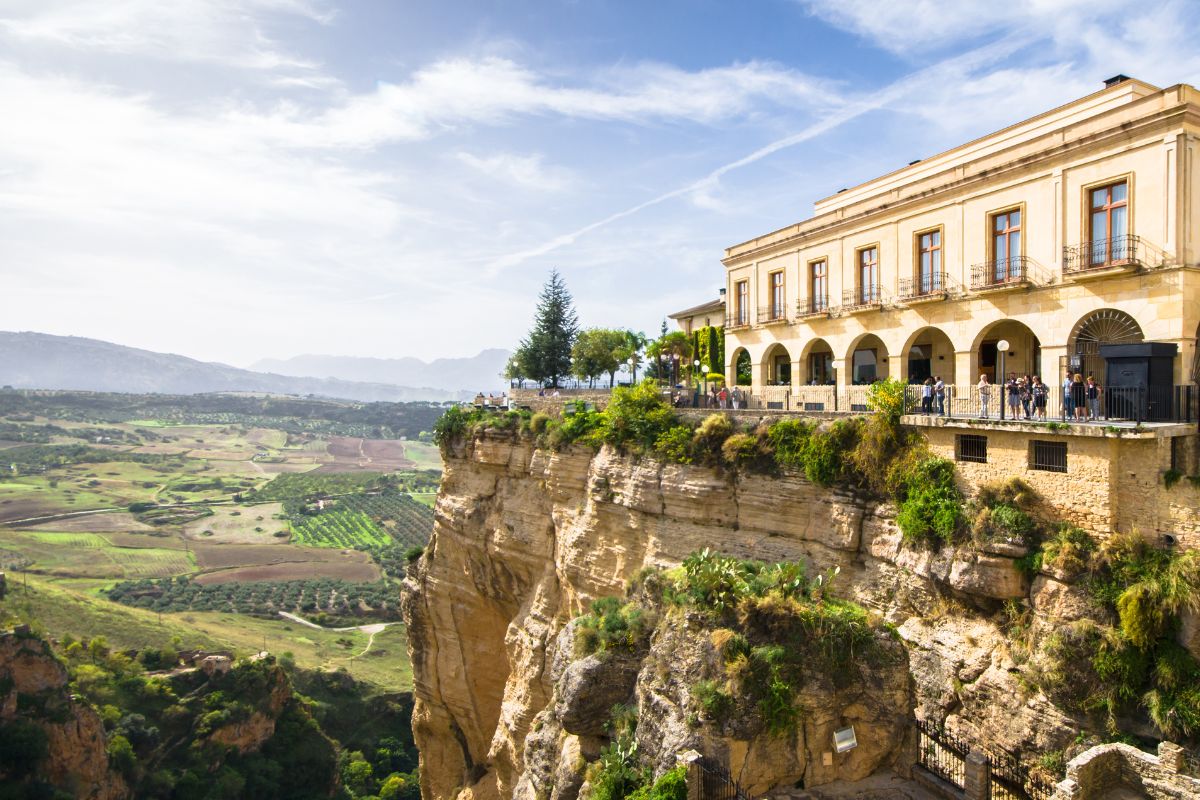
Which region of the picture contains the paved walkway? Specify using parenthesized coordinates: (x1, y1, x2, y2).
(763, 772, 939, 800)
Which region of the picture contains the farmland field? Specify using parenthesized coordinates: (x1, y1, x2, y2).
(0, 399, 441, 691)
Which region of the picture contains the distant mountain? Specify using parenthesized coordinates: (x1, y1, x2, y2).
(250, 349, 510, 393)
(0, 332, 461, 402)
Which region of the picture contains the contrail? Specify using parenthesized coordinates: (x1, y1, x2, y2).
(485, 35, 1025, 275)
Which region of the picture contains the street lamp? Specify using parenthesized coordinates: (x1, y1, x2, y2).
(997, 339, 1010, 420)
(693, 359, 701, 406)
(628, 355, 636, 385)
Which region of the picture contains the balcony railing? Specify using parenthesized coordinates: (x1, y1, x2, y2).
(834, 286, 883, 314)
(757, 307, 789, 325)
(898, 272, 952, 301)
(795, 297, 830, 319)
(970, 256, 1032, 290)
(725, 314, 750, 331)
(1063, 234, 1143, 274)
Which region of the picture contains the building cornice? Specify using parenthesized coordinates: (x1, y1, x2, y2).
(723, 99, 1200, 268)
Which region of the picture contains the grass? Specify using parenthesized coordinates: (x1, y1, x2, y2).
(399, 440, 443, 471)
(0, 529, 197, 578)
(4, 575, 412, 691)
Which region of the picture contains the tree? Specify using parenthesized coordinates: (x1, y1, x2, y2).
(616, 330, 648, 383)
(513, 270, 579, 388)
(646, 332, 692, 386)
(572, 328, 626, 387)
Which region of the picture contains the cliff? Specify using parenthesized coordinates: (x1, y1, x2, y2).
(400, 429, 1113, 800)
(0, 630, 128, 800)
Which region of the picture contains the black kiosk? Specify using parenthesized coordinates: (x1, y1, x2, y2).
(1099, 342, 1178, 421)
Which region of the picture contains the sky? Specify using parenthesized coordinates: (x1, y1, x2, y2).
(2, 0, 1200, 367)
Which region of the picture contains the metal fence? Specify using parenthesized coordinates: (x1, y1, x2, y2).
(917, 719, 968, 789)
(696, 756, 750, 800)
(984, 746, 1058, 800)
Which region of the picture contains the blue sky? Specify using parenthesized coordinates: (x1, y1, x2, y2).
(2, 0, 1199, 367)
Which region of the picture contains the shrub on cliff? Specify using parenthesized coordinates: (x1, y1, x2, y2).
(766, 419, 812, 471)
(595, 380, 676, 452)
(893, 457, 963, 546)
(800, 418, 861, 487)
(575, 597, 653, 656)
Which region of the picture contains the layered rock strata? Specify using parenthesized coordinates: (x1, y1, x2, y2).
(401, 432, 1086, 800)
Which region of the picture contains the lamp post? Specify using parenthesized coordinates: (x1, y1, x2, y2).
(997, 339, 1010, 421)
(628, 356, 637, 385)
(693, 359, 701, 407)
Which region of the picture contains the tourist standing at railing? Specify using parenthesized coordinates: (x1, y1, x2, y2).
(718, 385, 729, 409)
(1086, 376, 1103, 421)
(1062, 370, 1075, 419)
(1071, 373, 1086, 420)
(1021, 374, 1033, 419)
(1032, 376, 1047, 420)
(934, 376, 945, 415)
(921, 378, 934, 414)
(1006, 374, 1021, 419)
(978, 374, 992, 418)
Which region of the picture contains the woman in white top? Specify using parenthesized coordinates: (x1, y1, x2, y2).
(977, 374, 991, 418)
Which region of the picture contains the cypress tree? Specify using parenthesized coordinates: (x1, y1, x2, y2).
(516, 270, 579, 388)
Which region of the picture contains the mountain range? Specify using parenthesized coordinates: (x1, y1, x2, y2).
(0, 332, 508, 402)
(250, 350, 510, 394)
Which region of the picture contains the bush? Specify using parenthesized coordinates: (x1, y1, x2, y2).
(1038, 524, 1094, 575)
(575, 597, 652, 656)
(654, 426, 694, 464)
(691, 414, 733, 464)
(627, 765, 687, 800)
(802, 418, 860, 486)
(595, 381, 677, 452)
(692, 680, 733, 723)
(720, 433, 763, 470)
(894, 457, 962, 546)
(766, 419, 812, 472)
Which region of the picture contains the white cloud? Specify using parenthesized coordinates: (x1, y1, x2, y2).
(455, 152, 573, 192)
(0, 0, 332, 70)
(226, 57, 843, 149)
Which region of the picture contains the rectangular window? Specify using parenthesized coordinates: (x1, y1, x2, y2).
(956, 434, 988, 464)
(809, 260, 827, 311)
(736, 280, 748, 325)
(991, 209, 1021, 283)
(1030, 440, 1068, 473)
(769, 271, 784, 319)
(917, 230, 942, 293)
(858, 247, 879, 304)
(1089, 180, 1129, 265)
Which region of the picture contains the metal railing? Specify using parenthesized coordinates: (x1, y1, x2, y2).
(795, 297, 830, 319)
(757, 307, 788, 325)
(834, 286, 883, 314)
(696, 756, 749, 800)
(970, 256, 1033, 290)
(1063, 234, 1142, 274)
(917, 719, 967, 789)
(926, 383, 1196, 424)
(984, 745, 1058, 800)
(898, 271, 952, 301)
(724, 314, 750, 331)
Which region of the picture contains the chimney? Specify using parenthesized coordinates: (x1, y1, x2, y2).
(1104, 74, 1130, 88)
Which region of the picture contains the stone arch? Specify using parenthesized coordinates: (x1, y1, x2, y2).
(761, 342, 793, 387)
(799, 338, 835, 385)
(970, 319, 1042, 383)
(727, 347, 753, 386)
(846, 333, 889, 385)
(900, 326, 958, 384)
(1067, 308, 1145, 379)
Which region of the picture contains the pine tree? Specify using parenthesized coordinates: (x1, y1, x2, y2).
(515, 270, 579, 388)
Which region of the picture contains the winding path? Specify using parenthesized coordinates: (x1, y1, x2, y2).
(276, 611, 393, 657)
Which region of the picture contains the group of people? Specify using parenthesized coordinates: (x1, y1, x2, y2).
(671, 384, 746, 409)
(918, 376, 949, 415)
(974, 371, 1103, 421)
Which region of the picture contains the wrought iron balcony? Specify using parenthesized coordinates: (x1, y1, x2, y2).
(795, 297, 830, 319)
(1063, 235, 1143, 274)
(724, 313, 750, 331)
(757, 307, 788, 325)
(898, 272, 952, 301)
(970, 256, 1032, 290)
(834, 286, 883, 314)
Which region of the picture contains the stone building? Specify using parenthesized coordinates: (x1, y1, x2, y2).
(721, 76, 1199, 402)
(667, 295, 724, 335)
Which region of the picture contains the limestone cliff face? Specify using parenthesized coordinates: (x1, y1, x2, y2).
(0, 632, 128, 800)
(402, 432, 1078, 800)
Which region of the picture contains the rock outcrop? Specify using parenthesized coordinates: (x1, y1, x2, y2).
(0, 630, 128, 800)
(401, 432, 1087, 800)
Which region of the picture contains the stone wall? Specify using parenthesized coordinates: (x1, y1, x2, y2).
(510, 388, 613, 414)
(1054, 741, 1200, 799)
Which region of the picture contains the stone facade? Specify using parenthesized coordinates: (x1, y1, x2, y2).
(721, 78, 1200, 399)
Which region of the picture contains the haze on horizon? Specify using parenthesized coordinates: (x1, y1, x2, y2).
(2, 0, 1199, 368)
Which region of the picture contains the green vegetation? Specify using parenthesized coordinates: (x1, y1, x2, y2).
(0, 390, 446, 440)
(3, 443, 185, 472)
(1036, 531, 1200, 742)
(105, 576, 400, 621)
(508, 269, 579, 388)
(250, 472, 396, 503)
(575, 597, 653, 656)
(289, 493, 433, 551)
